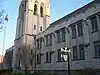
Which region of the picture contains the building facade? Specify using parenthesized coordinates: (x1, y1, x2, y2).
(13, 0, 100, 74)
(3, 46, 13, 69)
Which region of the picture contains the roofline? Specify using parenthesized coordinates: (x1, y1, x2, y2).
(50, 0, 99, 26)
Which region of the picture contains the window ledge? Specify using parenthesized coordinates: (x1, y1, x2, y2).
(72, 37, 76, 39)
(93, 56, 100, 59)
(56, 61, 66, 63)
(45, 62, 51, 64)
(92, 30, 98, 33)
(78, 35, 83, 37)
(72, 59, 85, 61)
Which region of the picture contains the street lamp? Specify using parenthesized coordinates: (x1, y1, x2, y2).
(61, 47, 71, 75)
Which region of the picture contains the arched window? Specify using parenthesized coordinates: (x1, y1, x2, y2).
(34, 4, 37, 15)
(40, 6, 43, 17)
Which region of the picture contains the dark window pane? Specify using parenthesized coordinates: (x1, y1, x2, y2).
(61, 28, 66, 42)
(40, 6, 43, 17)
(77, 21, 83, 37)
(36, 39, 39, 49)
(40, 38, 42, 49)
(91, 16, 98, 32)
(46, 52, 51, 63)
(37, 54, 41, 64)
(34, 4, 37, 15)
(94, 41, 100, 57)
(71, 25, 76, 39)
(40, 26, 42, 31)
(49, 34, 52, 45)
(34, 25, 36, 30)
(45, 35, 48, 46)
(56, 30, 61, 43)
(79, 44, 84, 60)
(73, 46, 78, 60)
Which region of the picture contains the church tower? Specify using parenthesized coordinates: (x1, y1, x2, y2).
(13, 0, 50, 70)
(15, 0, 50, 44)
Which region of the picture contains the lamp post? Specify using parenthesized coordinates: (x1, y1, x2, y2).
(61, 27, 71, 75)
(61, 47, 71, 75)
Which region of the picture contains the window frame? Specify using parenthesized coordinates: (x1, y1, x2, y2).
(61, 27, 66, 42)
(71, 24, 76, 39)
(34, 4, 37, 15)
(34, 25, 36, 30)
(40, 26, 42, 31)
(77, 21, 83, 37)
(46, 52, 51, 63)
(90, 16, 98, 32)
(73, 46, 78, 60)
(79, 44, 85, 60)
(40, 6, 43, 17)
(37, 54, 41, 64)
(94, 41, 100, 58)
(56, 30, 61, 43)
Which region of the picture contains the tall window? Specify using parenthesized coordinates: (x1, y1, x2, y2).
(40, 26, 42, 31)
(34, 25, 36, 30)
(40, 6, 43, 17)
(40, 38, 42, 49)
(57, 49, 65, 62)
(49, 34, 52, 46)
(79, 44, 85, 60)
(36, 39, 39, 49)
(71, 25, 76, 39)
(91, 16, 98, 32)
(56, 30, 61, 43)
(34, 4, 37, 15)
(37, 54, 41, 64)
(73, 46, 78, 60)
(94, 41, 100, 57)
(99, 15, 100, 23)
(46, 52, 51, 63)
(24, 1, 27, 11)
(77, 21, 83, 37)
(61, 28, 66, 42)
(45, 35, 48, 46)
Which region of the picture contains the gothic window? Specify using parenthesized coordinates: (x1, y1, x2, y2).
(40, 26, 42, 31)
(24, 1, 27, 11)
(40, 6, 43, 17)
(94, 41, 100, 57)
(39, 38, 42, 49)
(34, 4, 37, 15)
(73, 46, 78, 60)
(71, 24, 76, 39)
(99, 15, 100, 24)
(56, 30, 61, 43)
(49, 34, 52, 46)
(79, 44, 85, 60)
(45, 35, 48, 46)
(46, 52, 51, 63)
(61, 27, 66, 42)
(36, 39, 39, 49)
(34, 25, 36, 30)
(37, 54, 41, 64)
(77, 21, 83, 37)
(90, 16, 98, 32)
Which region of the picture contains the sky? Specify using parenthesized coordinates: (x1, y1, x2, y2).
(0, 0, 93, 56)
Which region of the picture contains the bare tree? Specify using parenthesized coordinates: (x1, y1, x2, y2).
(20, 44, 33, 72)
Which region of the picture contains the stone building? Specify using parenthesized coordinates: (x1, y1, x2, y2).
(13, 0, 100, 74)
(3, 46, 13, 69)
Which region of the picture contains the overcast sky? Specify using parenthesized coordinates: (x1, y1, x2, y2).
(0, 0, 93, 55)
